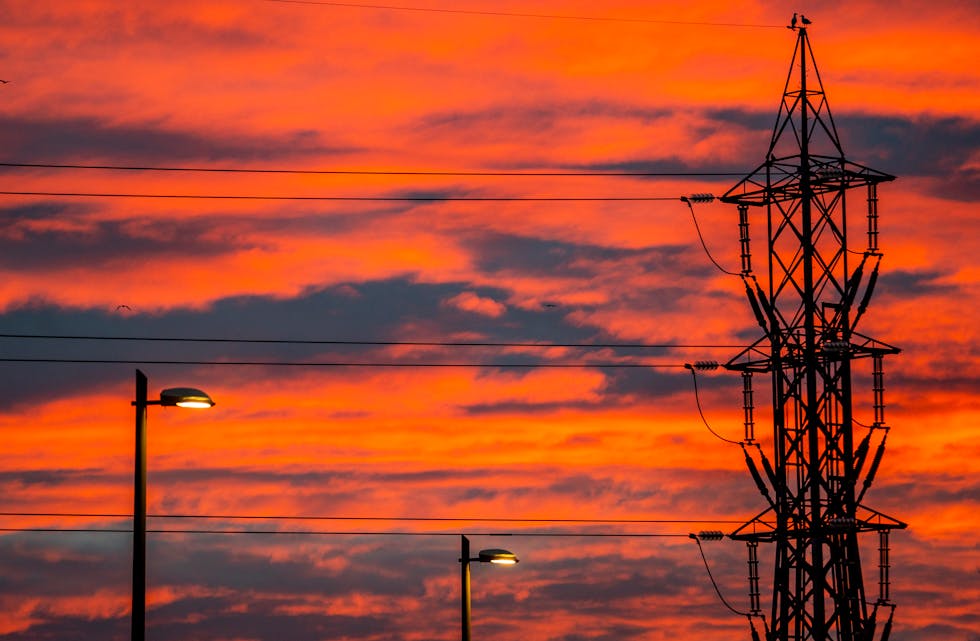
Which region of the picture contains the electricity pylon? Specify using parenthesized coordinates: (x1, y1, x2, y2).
(720, 24, 906, 641)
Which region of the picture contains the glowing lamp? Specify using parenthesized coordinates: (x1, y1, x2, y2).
(160, 387, 215, 408)
(479, 549, 519, 565)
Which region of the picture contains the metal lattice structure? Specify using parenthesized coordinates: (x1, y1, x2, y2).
(720, 25, 906, 641)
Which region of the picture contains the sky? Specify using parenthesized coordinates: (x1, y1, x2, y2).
(0, 1, 977, 640)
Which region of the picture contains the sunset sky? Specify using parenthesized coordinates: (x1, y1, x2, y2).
(0, 1, 977, 640)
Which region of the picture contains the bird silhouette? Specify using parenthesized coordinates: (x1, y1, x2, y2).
(789, 12, 798, 30)
(801, 14, 812, 25)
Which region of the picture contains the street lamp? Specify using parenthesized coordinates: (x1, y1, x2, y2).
(132, 368, 214, 641)
(459, 535, 519, 641)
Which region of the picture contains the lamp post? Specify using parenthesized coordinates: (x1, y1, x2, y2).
(459, 535, 518, 641)
(132, 368, 214, 641)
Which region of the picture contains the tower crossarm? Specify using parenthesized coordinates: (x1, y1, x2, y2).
(720, 157, 895, 208)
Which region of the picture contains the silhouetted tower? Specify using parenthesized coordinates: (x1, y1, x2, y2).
(720, 24, 906, 641)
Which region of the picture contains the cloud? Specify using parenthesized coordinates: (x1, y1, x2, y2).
(0, 206, 253, 271)
(875, 269, 959, 298)
(465, 232, 689, 278)
(549, 108, 980, 200)
(0, 468, 109, 488)
(411, 102, 764, 170)
(836, 114, 980, 200)
(0, 115, 356, 164)
(442, 291, 506, 317)
(0, 275, 653, 407)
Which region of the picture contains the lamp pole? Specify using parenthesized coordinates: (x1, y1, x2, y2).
(133, 370, 148, 641)
(461, 535, 472, 641)
(131, 369, 214, 641)
(459, 535, 518, 641)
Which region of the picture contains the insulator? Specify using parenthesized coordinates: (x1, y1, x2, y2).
(696, 530, 725, 540)
(683, 193, 715, 203)
(738, 204, 752, 274)
(872, 352, 887, 427)
(745, 280, 769, 334)
(878, 530, 892, 603)
(856, 259, 880, 321)
(693, 360, 719, 370)
(857, 433, 888, 504)
(756, 444, 778, 489)
(746, 541, 762, 616)
(754, 281, 779, 331)
(866, 439, 887, 485)
(821, 340, 850, 352)
(742, 371, 755, 443)
(864, 606, 879, 641)
(867, 183, 880, 253)
(854, 431, 872, 476)
(844, 259, 866, 310)
(827, 516, 857, 530)
(880, 605, 895, 641)
(743, 445, 774, 506)
(816, 167, 845, 179)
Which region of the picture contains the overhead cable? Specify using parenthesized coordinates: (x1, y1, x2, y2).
(0, 161, 747, 177)
(0, 332, 748, 351)
(0, 357, 686, 368)
(0, 511, 746, 524)
(0, 190, 680, 202)
(261, 0, 785, 29)
(681, 194, 740, 277)
(0, 526, 689, 538)
(684, 363, 744, 445)
(690, 533, 752, 617)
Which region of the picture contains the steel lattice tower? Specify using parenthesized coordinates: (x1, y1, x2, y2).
(720, 24, 906, 641)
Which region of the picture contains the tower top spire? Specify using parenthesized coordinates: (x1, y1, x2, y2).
(769, 25, 840, 159)
(721, 26, 893, 207)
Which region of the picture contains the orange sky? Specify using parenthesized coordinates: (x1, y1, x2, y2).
(0, 1, 978, 640)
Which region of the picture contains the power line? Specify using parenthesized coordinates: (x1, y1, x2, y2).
(0, 511, 746, 525)
(685, 365, 743, 445)
(0, 333, 748, 351)
(691, 535, 752, 617)
(682, 197, 740, 277)
(0, 357, 686, 368)
(0, 526, 689, 537)
(0, 190, 680, 202)
(261, 0, 785, 29)
(0, 161, 747, 177)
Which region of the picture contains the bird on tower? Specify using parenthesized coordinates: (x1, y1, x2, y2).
(789, 12, 798, 30)
(801, 14, 812, 25)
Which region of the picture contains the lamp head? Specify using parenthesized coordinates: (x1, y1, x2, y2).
(478, 549, 519, 565)
(159, 387, 215, 409)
